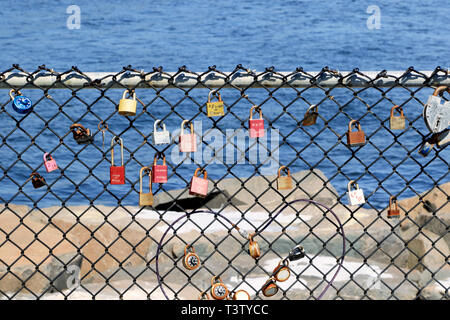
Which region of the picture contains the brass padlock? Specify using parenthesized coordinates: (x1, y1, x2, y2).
(302, 105, 319, 126)
(248, 233, 260, 259)
(139, 166, 154, 206)
(69, 123, 93, 145)
(346, 120, 366, 147)
(390, 105, 406, 130)
(206, 90, 225, 117)
(118, 89, 137, 116)
(387, 196, 400, 219)
(277, 166, 293, 190)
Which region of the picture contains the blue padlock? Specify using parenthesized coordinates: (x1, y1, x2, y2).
(9, 89, 32, 114)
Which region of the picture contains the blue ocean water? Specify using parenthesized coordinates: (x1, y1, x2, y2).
(0, 0, 448, 208)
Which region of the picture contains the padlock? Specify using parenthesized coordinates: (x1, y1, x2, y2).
(110, 136, 125, 185)
(43, 153, 58, 173)
(423, 86, 450, 133)
(189, 168, 209, 197)
(248, 233, 261, 259)
(277, 166, 293, 190)
(288, 245, 305, 261)
(118, 90, 137, 116)
(302, 105, 319, 126)
(387, 196, 400, 219)
(152, 153, 168, 184)
(390, 105, 406, 130)
(179, 120, 197, 152)
(182, 245, 201, 270)
(418, 129, 450, 157)
(249, 106, 265, 138)
(347, 180, 365, 206)
(69, 124, 93, 145)
(232, 290, 251, 300)
(206, 90, 225, 117)
(9, 89, 32, 114)
(210, 276, 229, 300)
(153, 120, 171, 145)
(261, 277, 278, 297)
(346, 120, 366, 147)
(272, 259, 290, 282)
(139, 166, 153, 206)
(436, 128, 450, 148)
(30, 172, 46, 189)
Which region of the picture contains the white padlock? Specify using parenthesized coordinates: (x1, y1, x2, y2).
(152, 120, 171, 145)
(347, 180, 365, 206)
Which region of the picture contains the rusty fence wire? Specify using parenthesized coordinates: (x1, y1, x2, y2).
(0, 65, 448, 300)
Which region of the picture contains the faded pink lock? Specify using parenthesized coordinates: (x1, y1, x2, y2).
(249, 106, 265, 138)
(43, 153, 58, 173)
(189, 168, 208, 198)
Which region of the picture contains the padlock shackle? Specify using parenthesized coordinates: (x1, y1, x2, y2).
(348, 120, 362, 132)
(389, 196, 398, 210)
(249, 106, 262, 120)
(111, 136, 124, 166)
(184, 244, 195, 256)
(306, 104, 318, 113)
(277, 166, 291, 178)
(43, 153, 53, 162)
(347, 180, 359, 192)
(98, 121, 108, 132)
(70, 123, 89, 135)
(390, 105, 404, 117)
(139, 166, 152, 195)
(432, 86, 450, 97)
(153, 152, 166, 166)
(208, 90, 222, 103)
(180, 120, 194, 134)
(154, 119, 167, 133)
(9, 89, 22, 100)
(211, 276, 223, 286)
(121, 89, 136, 100)
(193, 168, 207, 179)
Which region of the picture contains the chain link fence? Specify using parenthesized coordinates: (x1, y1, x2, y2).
(0, 65, 448, 300)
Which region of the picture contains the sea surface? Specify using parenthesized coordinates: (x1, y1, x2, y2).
(0, 0, 448, 209)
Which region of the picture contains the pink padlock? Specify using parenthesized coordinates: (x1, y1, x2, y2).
(179, 120, 197, 153)
(189, 168, 209, 198)
(249, 106, 265, 138)
(43, 153, 58, 173)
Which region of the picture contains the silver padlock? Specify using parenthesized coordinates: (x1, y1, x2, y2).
(423, 86, 450, 133)
(152, 120, 171, 145)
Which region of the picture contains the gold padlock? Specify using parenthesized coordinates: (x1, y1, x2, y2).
(389, 105, 406, 130)
(206, 90, 225, 117)
(302, 105, 319, 126)
(139, 166, 153, 206)
(118, 89, 137, 116)
(248, 233, 260, 259)
(277, 166, 293, 190)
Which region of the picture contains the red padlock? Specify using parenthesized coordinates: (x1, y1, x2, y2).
(152, 152, 168, 184)
(189, 168, 209, 197)
(43, 153, 58, 173)
(249, 106, 264, 138)
(110, 136, 125, 185)
(179, 120, 197, 153)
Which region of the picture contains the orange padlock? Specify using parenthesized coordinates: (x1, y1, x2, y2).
(346, 120, 366, 147)
(248, 233, 261, 259)
(272, 259, 290, 282)
(210, 276, 229, 300)
(277, 166, 293, 190)
(261, 277, 278, 297)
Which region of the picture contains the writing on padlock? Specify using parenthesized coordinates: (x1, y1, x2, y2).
(30, 172, 46, 189)
(152, 152, 168, 184)
(69, 123, 93, 145)
(302, 105, 319, 126)
(153, 120, 171, 145)
(249, 106, 264, 138)
(346, 120, 366, 147)
(179, 120, 197, 152)
(43, 153, 58, 173)
(387, 196, 400, 219)
(277, 166, 293, 190)
(424, 86, 450, 133)
(118, 89, 137, 116)
(110, 136, 125, 185)
(206, 90, 225, 117)
(347, 180, 365, 206)
(139, 166, 153, 206)
(9, 89, 32, 114)
(189, 168, 208, 197)
(390, 105, 406, 130)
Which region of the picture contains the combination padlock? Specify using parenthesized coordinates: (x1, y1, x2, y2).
(210, 276, 229, 300)
(9, 89, 32, 114)
(248, 233, 261, 259)
(43, 153, 58, 173)
(231, 290, 251, 300)
(261, 277, 278, 297)
(179, 120, 197, 152)
(277, 166, 293, 190)
(110, 136, 125, 185)
(118, 89, 137, 116)
(346, 120, 366, 147)
(139, 166, 153, 206)
(249, 106, 265, 138)
(189, 168, 208, 197)
(69, 124, 93, 145)
(272, 259, 290, 282)
(30, 172, 46, 189)
(347, 180, 365, 206)
(152, 152, 168, 184)
(387, 196, 400, 219)
(206, 90, 225, 117)
(153, 120, 171, 145)
(390, 105, 406, 130)
(182, 245, 201, 270)
(302, 105, 319, 126)
(423, 86, 450, 133)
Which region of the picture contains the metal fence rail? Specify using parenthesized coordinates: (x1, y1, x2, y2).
(0, 65, 448, 300)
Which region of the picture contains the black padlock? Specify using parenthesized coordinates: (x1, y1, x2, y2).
(288, 245, 305, 261)
(70, 123, 93, 145)
(31, 172, 46, 189)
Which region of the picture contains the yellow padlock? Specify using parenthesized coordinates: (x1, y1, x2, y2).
(118, 89, 137, 116)
(206, 90, 225, 117)
(139, 166, 154, 206)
